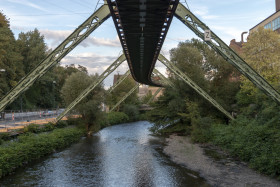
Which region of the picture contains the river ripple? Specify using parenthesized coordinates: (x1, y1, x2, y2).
(0, 121, 209, 187)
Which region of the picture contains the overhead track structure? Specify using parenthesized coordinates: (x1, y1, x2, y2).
(109, 83, 140, 112)
(175, 3, 280, 104)
(56, 54, 126, 122)
(1, 1, 279, 118)
(0, 4, 111, 112)
(158, 54, 234, 120)
(107, 0, 179, 86)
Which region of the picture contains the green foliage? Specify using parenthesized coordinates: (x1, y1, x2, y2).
(61, 71, 106, 132)
(106, 112, 129, 125)
(122, 104, 140, 121)
(106, 76, 139, 110)
(148, 39, 239, 134)
(0, 12, 24, 99)
(55, 120, 68, 128)
(23, 124, 41, 133)
(141, 90, 153, 104)
(210, 121, 280, 179)
(0, 133, 10, 145)
(0, 127, 84, 178)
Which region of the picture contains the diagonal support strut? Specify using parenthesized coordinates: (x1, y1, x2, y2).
(108, 70, 131, 94)
(0, 4, 111, 112)
(158, 54, 234, 120)
(147, 87, 163, 104)
(109, 83, 140, 112)
(175, 3, 280, 104)
(152, 69, 175, 88)
(56, 54, 126, 122)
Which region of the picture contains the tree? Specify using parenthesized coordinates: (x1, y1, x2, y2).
(61, 71, 105, 132)
(239, 28, 280, 101)
(14, 29, 57, 109)
(0, 12, 24, 99)
(107, 76, 139, 111)
(148, 39, 241, 133)
(17, 29, 48, 74)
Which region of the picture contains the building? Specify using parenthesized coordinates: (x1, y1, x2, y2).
(230, 0, 280, 52)
(250, 0, 280, 33)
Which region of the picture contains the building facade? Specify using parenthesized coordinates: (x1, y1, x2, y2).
(250, 0, 280, 33)
(230, 0, 280, 53)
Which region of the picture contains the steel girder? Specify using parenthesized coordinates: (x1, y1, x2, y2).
(158, 54, 233, 120)
(56, 54, 126, 121)
(108, 70, 131, 93)
(0, 5, 111, 112)
(109, 83, 140, 112)
(147, 87, 163, 104)
(152, 69, 175, 88)
(175, 3, 280, 104)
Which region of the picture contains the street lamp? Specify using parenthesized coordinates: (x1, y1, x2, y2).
(53, 81, 56, 109)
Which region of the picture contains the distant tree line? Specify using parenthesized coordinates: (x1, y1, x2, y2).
(0, 12, 141, 133)
(0, 12, 92, 110)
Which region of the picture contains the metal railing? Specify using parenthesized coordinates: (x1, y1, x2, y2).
(0, 109, 64, 132)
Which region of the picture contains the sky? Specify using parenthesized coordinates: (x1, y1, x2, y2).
(0, 0, 276, 88)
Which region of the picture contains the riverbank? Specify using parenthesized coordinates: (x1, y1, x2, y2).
(0, 126, 85, 178)
(164, 135, 280, 187)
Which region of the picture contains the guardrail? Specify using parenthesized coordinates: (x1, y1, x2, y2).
(0, 109, 65, 132)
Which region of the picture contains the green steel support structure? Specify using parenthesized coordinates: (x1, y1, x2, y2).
(0, 4, 111, 112)
(56, 54, 126, 121)
(175, 3, 280, 104)
(158, 54, 234, 120)
(108, 70, 131, 93)
(109, 83, 140, 112)
(152, 69, 175, 88)
(147, 87, 163, 104)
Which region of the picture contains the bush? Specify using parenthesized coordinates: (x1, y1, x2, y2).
(210, 122, 280, 179)
(122, 104, 139, 121)
(107, 112, 129, 125)
(55, 120, 68, 128)
(23, 124, 41, 133)
(0, 127, 85, 178)
(191, 117, 213, 143)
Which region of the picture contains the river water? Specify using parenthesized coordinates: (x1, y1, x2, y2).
(0, 121, 209, 187)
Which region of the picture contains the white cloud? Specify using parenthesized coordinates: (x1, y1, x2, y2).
(7, 0, 48, 12)
(60, 52, 129, 87)
(40, 29, 121, 49)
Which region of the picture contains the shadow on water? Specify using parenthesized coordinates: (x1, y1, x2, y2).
(0, 121, 210, 187)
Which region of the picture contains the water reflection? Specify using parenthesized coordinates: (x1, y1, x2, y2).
(0, 121, 209, 187)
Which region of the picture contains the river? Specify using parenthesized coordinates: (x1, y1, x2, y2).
(0, 121, 209, 186)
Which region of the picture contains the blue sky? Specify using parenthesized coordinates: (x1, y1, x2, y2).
(0, 0, 276, 87)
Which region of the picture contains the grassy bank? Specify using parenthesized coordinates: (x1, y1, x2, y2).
(0, 126, 85, 178)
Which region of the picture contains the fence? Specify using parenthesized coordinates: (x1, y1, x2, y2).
(0, 109, 64, 132)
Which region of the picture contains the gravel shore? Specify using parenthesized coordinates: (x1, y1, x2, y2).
(163, 135, 280, 187)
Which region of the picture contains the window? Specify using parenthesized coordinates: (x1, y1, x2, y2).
(272, 16, 280, 31)
(264, 22, 272, 30)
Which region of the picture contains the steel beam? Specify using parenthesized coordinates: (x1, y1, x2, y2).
(152, 69, 175, 88)
(56, 54, 126, 121)
(109, 83, 140, 112)
(108, 70, 131, 93)
(0, 4, 111, 112)
(175, 3, 280, 104)
(158, 54, 233, 120)
(147, 87, 163, 104)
